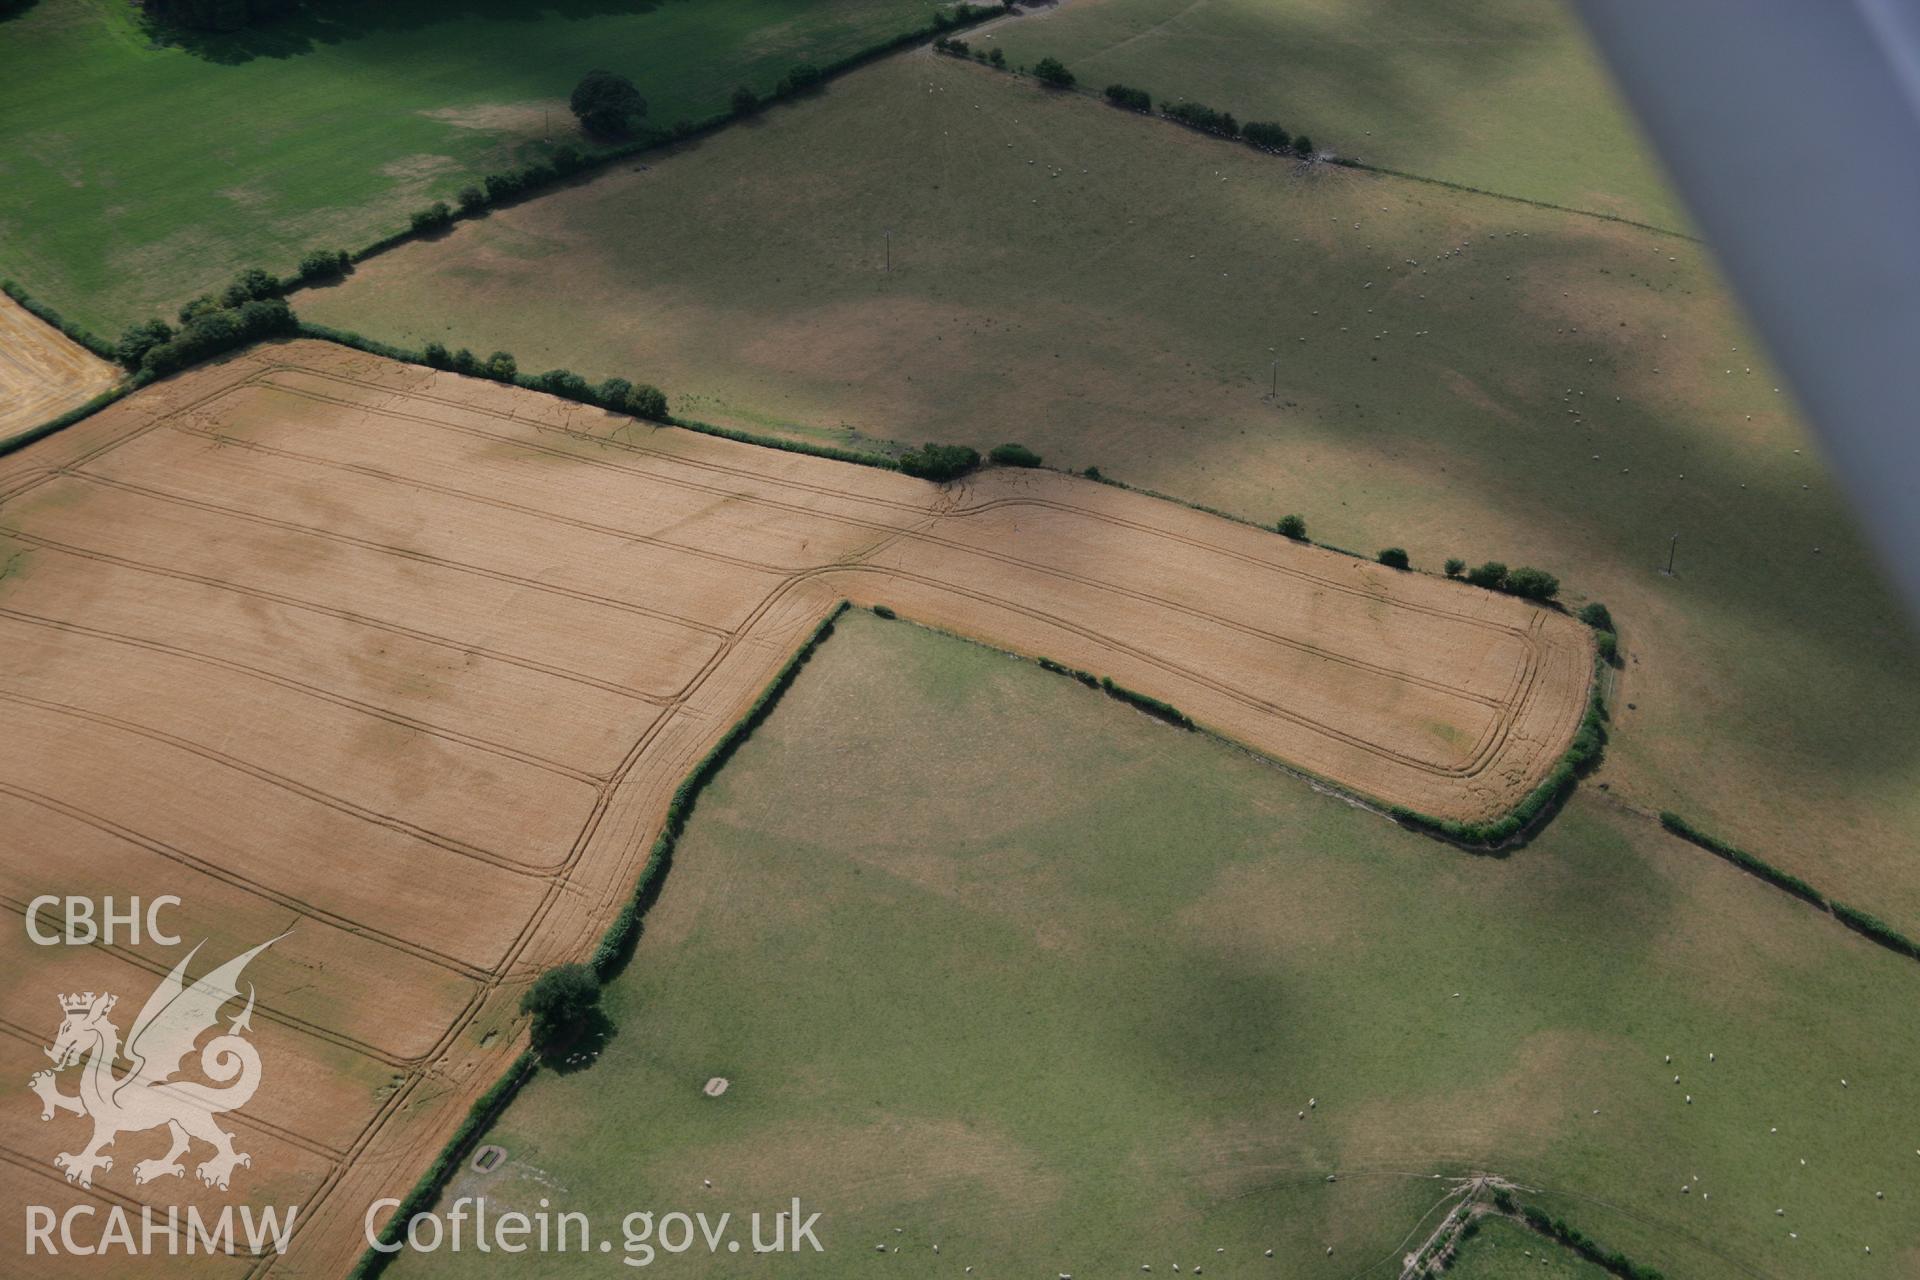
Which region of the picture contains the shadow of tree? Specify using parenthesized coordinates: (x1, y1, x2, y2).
(144, 0, 663, 66)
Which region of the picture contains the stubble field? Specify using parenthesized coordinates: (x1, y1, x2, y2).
(0, 338, 1588, 1275)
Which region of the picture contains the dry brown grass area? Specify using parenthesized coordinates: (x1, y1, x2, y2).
(0, 294, 120, 448)
(0, 340, 1589, 1276)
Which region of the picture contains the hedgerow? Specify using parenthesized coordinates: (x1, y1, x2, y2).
(350, 1050, 537, 1279)
(589, 604, 847, 980)
(898, 442, 981, 481)
(1831, 902, 1920, 960)
(1098, 676, 1194, 729)
(1513, 1202, 1665, 1280)
(989, 442, 1042, 467)
(303, 6, 1008, 284)
(1657, 812, 1827, 906)
(1162, 100, 1238, 138)
(1104, 83, 1151, 113)
(1, 279, 118, 362)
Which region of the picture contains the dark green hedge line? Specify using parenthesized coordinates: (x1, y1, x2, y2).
(0, 384, 135, 459)
(1038, 657, 1099, 689)
(1390, 660, 1607, 848)
(299, 323, 907, 473)
(1831, 902, 1920, 960)
(591, 602, 848, 979)
(1, 280, 119, 362)
(1657, 812, 1826, 907)
(1516, 1204, 1665, 1280)
(350, 1050, 538, 1279)
(321, 6, 1007, 277)
(1658, 812, 1919, 964)
(1099, 676, 1194, 729)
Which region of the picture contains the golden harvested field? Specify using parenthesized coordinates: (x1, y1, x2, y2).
(0, 294, 119, 448)
(0, 339, 1588, 1275)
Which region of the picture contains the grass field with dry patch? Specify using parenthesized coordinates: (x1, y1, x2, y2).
(304, 49, 1920, 933)
(388, 611, 1920, 1279)
(0, 293, 118, 447)
(0, 339, 1591, 1276)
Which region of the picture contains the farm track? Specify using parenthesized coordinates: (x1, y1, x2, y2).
(0, 295, 119, 448)
(0, 342, 1591, 1278)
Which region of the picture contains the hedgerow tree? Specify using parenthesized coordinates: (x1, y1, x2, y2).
(1466, 560, 1508, 589)
(115, 320, 175, 371)
(520, 963, 600, 1052)
(899, 442, 981, 482)
(1277, 513, 1307, 540)
(570, 70, 647, 138)
(1578, 601, 1613, 630)
(1376, 547, 1410, 569)
(989, 442, 1042, 467)
(1104, 84, 1151, 113)
(624, 383, 669, 420)
(1444, 557, 1465, 578)
(730, 85, 760, 116)
(1291, 134, 1315, 157)
(1243, 121, 1291, 151)
(1503, 566, 1560, 601)
(297, 248, 350, 282)
(144, 0, 295, 31)
(1032, 57, 1076, 89)
(485, 350, 518, 380)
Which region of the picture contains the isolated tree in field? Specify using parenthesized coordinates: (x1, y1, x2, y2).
(1032, 57, 1076, 89)
(1376, 547, 1410, 569)
(1466, 560, 1508, 589)
(1444, 557, 1465, 578)
(520, 963, 600, 1051)
(1277, 513, 1307, 540)
(570, 70, 648, 138)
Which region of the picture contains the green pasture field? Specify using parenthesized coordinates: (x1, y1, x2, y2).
(1448, 1216, 1611, 1279)
(307, 49, 1920, 933)
(391, 613, 1920, 1279)
(983, 0, 1683, 230)
(0, 0, 936, 334)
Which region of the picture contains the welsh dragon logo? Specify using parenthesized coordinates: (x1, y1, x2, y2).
(28, 935, 282, 1192)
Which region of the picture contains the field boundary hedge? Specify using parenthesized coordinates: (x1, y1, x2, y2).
(1491, 1194, 1665, 1280)
(1, 279, 120, 362)
(1658, 811, 1920, 963)
(349, 1050, 538, 1279)
(591, 601, 848, 978)
(296, 322, 900, 472)
(288, 6, 1008, 289)
(1331, 159, 1699, 243)
(350, 602, 847, 1277)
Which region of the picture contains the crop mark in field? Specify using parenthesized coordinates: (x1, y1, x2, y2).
(0, 342, 1592, 1276)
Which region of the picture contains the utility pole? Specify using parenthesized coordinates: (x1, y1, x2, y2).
(1271, 358, 1279, 399)
(884, 229, 893, 273)
(1664, 532, 1679, 576)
